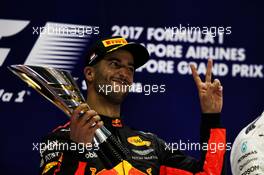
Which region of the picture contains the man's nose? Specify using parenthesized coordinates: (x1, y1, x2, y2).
(117, 67, 132, 81)
(118, 66, 130, 75)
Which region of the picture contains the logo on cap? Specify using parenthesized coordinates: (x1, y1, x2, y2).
(102, 38, 127, 47)
(89, 52, 98, 64)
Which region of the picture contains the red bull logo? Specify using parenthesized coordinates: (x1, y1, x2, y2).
(96, 160, 147, 175)
(112, 119, 122, 127)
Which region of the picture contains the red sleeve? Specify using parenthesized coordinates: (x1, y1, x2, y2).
(159, 114, 226, 175)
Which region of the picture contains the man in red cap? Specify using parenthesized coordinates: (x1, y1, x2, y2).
(39, 36, 226, 175)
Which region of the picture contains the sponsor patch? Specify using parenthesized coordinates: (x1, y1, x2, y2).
(132, 149, 154, 156)
(127, 136, 151, 147)
(85, 152, 98, 159)
(241, 141, 247, 153)
(45, 152, 60, 162)
(112, 119, 122, 127)
(132, 155, 158, 160)
(42, 161, 58, 174)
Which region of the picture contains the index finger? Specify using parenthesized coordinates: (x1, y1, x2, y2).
(71, 104, 89, 123)
(190, 64, 202, 85)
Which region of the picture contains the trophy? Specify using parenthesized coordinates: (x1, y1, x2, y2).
(8, 65, 130, 169)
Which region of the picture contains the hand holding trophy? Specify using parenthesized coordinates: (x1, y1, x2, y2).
(8, 65, 130, 169)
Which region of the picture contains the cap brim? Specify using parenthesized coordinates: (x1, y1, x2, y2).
(111, 43, 149, 69)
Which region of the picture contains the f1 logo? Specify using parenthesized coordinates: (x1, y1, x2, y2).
(0, 19, 30, 66)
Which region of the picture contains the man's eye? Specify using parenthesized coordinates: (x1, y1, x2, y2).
(128, 67, 134, 73)
(110, 61, 119, 67)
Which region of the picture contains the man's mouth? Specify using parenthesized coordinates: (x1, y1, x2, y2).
(111, 78, 129, 86)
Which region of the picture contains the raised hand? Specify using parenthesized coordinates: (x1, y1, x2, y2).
(190, 59, 223, 113)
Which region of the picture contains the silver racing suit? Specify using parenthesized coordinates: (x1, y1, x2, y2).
(230, 111, 264, 175)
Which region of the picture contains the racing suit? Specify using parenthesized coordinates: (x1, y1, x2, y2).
(39, 113, 226, 175)
(230, 111, 264, 175)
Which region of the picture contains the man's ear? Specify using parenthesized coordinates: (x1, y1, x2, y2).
(84, 66, 95, 82)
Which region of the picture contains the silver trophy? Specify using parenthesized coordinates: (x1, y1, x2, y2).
(8, 65, 130, 168)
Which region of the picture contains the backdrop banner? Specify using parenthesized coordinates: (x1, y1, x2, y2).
(0, 0, 263, 174)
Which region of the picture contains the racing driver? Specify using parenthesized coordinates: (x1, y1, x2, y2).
(39, 36, 226, 175)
